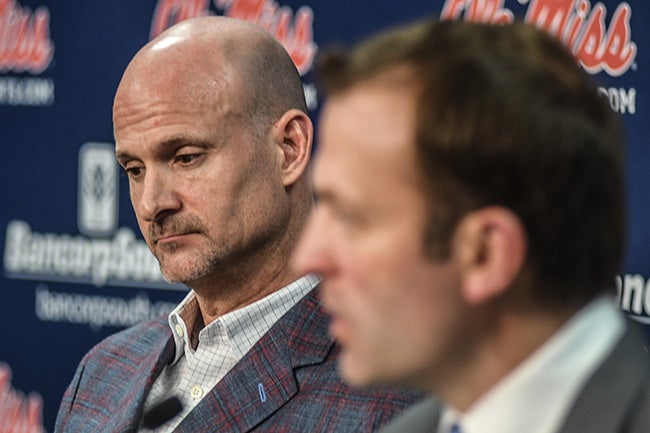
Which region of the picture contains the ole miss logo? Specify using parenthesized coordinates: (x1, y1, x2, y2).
(0, 0, 54, 74)
(442, 0, 636, 77)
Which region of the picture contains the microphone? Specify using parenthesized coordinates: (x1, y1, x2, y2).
(142, 396, 183, 429)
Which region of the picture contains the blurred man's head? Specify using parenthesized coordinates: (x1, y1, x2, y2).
(293, 19, 625, 406)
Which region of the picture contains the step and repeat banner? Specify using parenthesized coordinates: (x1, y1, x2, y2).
(0, 0, 648, 431)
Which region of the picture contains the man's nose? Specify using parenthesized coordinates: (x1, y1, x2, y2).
(134, 168, 181, 222)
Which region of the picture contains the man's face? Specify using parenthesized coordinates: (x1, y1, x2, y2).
(293, 79, 465, 389)
(113, 57, 289, 287)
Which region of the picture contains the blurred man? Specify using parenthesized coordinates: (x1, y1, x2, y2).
(293, 18, 650, 433)
(54, 16, 419, 433)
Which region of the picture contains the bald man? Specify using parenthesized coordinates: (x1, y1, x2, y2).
(54, 17, 420, 433)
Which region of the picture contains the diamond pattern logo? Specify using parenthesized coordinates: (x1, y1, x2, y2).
(78, 142, 118, 236)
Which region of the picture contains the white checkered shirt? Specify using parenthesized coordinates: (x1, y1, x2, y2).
(140, 274, 320, 432)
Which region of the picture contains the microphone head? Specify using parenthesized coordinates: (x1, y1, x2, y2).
(142, 396, 183, 429)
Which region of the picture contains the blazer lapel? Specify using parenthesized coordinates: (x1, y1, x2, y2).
(557, 323, 649, 433)
(103, 320, 176, 433)
(174, 287, 334, 433)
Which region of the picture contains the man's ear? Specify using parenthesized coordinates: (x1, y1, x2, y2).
(272, 109, 313, 187)
(454, 206, 527, 305)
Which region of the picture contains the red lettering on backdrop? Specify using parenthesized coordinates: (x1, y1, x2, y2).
(215, 0, 317, 75)
(0, 0, 54, 74)
(525, 0, 576, 36)
(574, 3, 607, 71)
(441, 0, 514, 24)
(0, 363, 45, 433)
(150, 0, 209, 39)
(440, 0, 636, 76)
(525, 0, 635, 76)
(579, 3, 635, 75)
(150, 0, 317, 75)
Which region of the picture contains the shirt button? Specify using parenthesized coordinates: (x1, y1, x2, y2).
(190, 385, 204, 400)
(175, 324, 184, 338)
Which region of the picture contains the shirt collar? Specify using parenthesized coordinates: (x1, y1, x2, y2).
(446, 296, 624, 433)
(167, 274, 320, 364)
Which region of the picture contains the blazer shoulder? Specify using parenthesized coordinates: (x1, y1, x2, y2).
(87, 315, 171, 358)
(560, 321, 650, 433)
(627, 384, 650, 433)
(624, 332, 650, 433)
(198, 286, 424, 433)
(54, 316, 174, 433)
(376, 397, 441, 433)
(280, 288, 426, 431)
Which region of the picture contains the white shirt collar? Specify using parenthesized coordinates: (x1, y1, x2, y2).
(445, 296, 625, 433)
(167, 274, 320, 364)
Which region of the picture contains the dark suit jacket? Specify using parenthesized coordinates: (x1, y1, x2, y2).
(378, 322, 650, 433)
(55, 287, 421, 433)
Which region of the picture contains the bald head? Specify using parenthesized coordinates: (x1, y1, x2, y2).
(112, 15, 314, 298)
(115, 16, 307, 135)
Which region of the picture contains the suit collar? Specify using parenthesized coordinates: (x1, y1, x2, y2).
(558, 322, 649, 433)
(174, 286, 333, 432)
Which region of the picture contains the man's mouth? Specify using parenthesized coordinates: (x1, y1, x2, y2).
(153, 231, 198, 245)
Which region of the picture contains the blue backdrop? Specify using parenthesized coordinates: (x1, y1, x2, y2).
(1, 1, 648, 431)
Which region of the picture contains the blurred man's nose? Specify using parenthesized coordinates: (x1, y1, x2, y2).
(292, 209, 336, 277)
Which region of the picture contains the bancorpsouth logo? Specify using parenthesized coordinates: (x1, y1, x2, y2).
(78, 143, 119, 237)
(3, 143, 182, 290)
(617, 274, 650, 325)
(441, 0, 636, 77)
(0, 0, 55, 106)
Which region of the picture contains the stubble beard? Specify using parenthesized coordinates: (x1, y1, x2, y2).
(148, 215, 221, 284)
(159, 252, 222, 284)
(149, 204, 291, 287)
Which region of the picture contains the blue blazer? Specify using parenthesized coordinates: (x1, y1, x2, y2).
(55, 287, 422, 432)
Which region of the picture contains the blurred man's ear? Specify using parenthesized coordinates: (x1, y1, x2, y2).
(273, 109, 313, 187)
(454, 206, 528, 305)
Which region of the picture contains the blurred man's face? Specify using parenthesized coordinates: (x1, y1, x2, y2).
(292, 78, 465, 389)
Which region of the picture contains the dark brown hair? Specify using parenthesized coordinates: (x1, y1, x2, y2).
(317, 19, 626, 306)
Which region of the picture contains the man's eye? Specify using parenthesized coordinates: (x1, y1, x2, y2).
(176, 154, 200, 164)
(124, 166, 143, 178)
(338, 211, 358, 225)
(334, 207, 362, 227)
